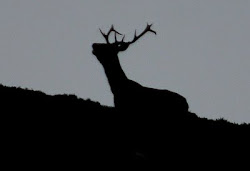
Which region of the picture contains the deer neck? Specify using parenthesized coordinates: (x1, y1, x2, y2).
(101, 55, 128, 95)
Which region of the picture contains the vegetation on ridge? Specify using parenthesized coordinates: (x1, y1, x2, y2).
(1, 84, 249, 167)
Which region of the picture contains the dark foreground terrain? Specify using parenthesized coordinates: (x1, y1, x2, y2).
(1, 84, 249, 169)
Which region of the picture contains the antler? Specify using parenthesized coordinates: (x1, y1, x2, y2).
(127, 23, 157, 45)
(99, 23, 156, 48)
(99, 25, 124, 44)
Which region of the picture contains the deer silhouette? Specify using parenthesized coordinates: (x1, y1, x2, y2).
(92, 24, 189, 116)
(92, 24, 190, 159)
(92, 26, 250, 160)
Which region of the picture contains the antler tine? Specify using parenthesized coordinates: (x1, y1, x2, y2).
(121, 35, 125, 42)
(99, 28, 110, 43)
(115, 34, 126, 43)
(99, 25, 123, 44)
(115, 32, 117, 42)
(128, 23, 157, 44)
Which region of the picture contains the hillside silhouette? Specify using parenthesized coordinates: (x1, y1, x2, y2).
(1, 84, 250, 168)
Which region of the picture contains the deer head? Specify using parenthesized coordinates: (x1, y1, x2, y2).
(92, 23, 156, 64)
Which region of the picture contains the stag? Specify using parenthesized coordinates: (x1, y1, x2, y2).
(92, 24, 189, 114)
(92, 24, 190, 159)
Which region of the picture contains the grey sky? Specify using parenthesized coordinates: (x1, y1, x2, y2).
(0, 0, 249, 123)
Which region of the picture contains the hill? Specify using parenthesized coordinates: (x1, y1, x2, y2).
(1, 84, 249, 168)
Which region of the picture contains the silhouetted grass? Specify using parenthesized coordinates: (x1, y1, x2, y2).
(1, 84, 249, 168)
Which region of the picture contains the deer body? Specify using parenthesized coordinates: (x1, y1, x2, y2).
(92, 24, 189, 114)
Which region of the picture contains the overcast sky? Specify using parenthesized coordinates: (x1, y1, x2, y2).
(0, 0, 249, 123)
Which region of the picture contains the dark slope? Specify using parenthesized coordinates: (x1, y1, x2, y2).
(1, 84, 249, 168)
(1, 84, 126, 168)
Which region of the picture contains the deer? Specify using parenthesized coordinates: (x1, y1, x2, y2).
(92, 24, 189, 114)
(92, 24, 190, 159)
